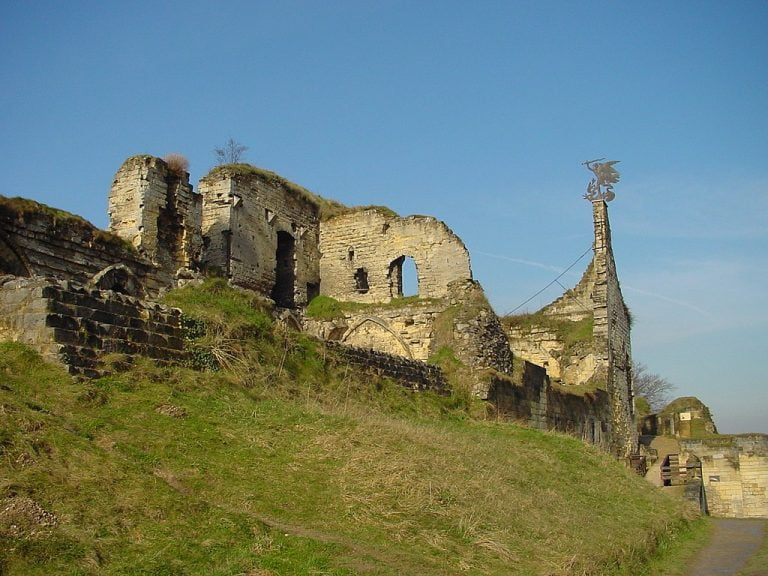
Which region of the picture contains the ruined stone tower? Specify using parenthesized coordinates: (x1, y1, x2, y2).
(109, 156, 202, 284)
(197, 165, 322, 307)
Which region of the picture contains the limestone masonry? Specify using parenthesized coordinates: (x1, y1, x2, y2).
(1, 154, 637, 460)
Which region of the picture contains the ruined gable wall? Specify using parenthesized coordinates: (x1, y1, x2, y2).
(592, 200, 635, 458)
(543, 261, 596, 321)
(199, 170, 320, 307)
(505, 264, 597, 385)
(319, 210, 472, 302)
(109, 156, 202, 284)
(0, 196, 161, 293)
(504, 200, 635, 457)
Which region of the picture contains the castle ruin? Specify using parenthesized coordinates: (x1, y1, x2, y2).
(0, 154, 638, 459)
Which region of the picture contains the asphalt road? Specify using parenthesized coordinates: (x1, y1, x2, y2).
(687, 519, 767, 576)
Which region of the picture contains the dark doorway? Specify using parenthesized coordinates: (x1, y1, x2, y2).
(272, 231, 296, 308)
(354, 268, 369, 293)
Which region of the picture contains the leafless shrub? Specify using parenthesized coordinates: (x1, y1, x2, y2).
(164, 153, 189, 176)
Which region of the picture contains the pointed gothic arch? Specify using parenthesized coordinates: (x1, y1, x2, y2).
(341, 316, 414, 359)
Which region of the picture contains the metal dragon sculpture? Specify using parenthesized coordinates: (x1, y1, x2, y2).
(583, 158, 620, 202)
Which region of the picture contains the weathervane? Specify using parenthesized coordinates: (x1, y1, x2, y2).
(583, 158, 620, 202)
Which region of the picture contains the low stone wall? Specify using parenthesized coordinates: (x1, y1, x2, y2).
(0, 276, 185, 377)
(487, 360, 612, 449)
(681, 435, 768, 518)
(324, 341, 448, 394)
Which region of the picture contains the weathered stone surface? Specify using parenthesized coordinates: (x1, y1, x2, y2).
(0, 276, 185, 376)
(488, 361, 612, 449)
(503, 201, 636, 458)
(319, 209, 472, 303)
(109, 155, 202, 284)
(324, 341, 448, 394)
(198, 167, 321, 307)
(304, 300, 444, 362)
(681, 435, 768, 518)
(0, 195, 162, 294)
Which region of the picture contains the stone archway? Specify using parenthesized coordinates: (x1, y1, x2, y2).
(0, 235, 30, 277)
(341, 316, 414, 359)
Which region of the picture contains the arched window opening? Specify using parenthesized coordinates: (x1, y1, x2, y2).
(388, 255, 419, 298)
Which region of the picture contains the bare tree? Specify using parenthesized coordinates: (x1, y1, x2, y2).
(633, 361, 676, 412)
(214, 138, 248, 165)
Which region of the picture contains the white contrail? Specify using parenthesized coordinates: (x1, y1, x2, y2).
(473, 250, 565, 273)
(623, 285, 712, 317)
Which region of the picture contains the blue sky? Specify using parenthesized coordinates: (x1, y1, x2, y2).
(2, 1, 766, 433)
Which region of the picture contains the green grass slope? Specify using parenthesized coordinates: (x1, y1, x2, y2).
(1, 281, 698, 575)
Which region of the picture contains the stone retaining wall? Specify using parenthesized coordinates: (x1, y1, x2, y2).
(325, 340, 448, 393)
(488, 360, 612, 449)
(0, 276, 185, 377)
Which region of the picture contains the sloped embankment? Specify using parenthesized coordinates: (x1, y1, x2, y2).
(0, 281, 697, 575)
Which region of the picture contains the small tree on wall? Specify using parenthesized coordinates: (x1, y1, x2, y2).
(214, 138, 248, 165)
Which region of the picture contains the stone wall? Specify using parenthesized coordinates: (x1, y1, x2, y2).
(0, 276, 185, 377)
(319, 209, 472, 303)
(198, 166, 321, 307)
(109, 155, 203, 286)
(0, 196, 161, 294)
(681, 435, 768, 518)
(304, 280, 513, 386)
(487, 361, 612, 449)
(325, 341, 448, 393)
(305, 299, 444, 362)
(591, 200, 635, 458)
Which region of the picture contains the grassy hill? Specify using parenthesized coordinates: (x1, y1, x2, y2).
(0, 280, 699, 575)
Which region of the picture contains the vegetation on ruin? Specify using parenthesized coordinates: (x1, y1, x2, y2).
(202, 163, 405, 222)
(0, 281, 704, 575)
(305, 294, 441, 321)
(348, 205, 400, 219)
(0, 195, 137, 255)
(203, 163, 349, 220)
(658, 397, 718, 437)
(503, 311, 595, 359)
(304, 294, 369, 320)
(162, 153, 190, 176)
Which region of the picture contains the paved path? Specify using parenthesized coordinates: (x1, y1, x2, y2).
(688, 518, 767, 576)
